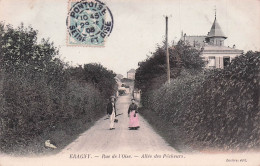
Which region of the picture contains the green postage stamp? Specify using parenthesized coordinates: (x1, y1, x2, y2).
(66, 0, 113, 47)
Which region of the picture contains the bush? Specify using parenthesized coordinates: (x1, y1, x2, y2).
(67, 63, 117, 99)
(143, 51, 260, 151)
(0, 23, 114, 154)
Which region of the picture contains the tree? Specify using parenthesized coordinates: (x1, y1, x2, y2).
(82, 63, 117, 98)
(135, 40, 204, 94)
(0, 22, 115, 154)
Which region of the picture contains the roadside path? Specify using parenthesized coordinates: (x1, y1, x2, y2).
(60, 94, 176, 154)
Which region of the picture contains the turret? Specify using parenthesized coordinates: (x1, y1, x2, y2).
(205, 11, 227, 46)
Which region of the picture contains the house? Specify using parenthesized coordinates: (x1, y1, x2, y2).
(121, 77, 134, 94)
(180, 12, 243, 69)
(114, 77, 122, 97)
(127, 69, 136, 80)
(116, 74, 124, 80)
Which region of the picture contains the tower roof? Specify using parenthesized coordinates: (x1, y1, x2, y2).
(207, 16, 227, 39)
(127, 69, 136, 73)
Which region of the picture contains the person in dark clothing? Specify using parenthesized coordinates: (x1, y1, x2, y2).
(107, 96, 117, 130)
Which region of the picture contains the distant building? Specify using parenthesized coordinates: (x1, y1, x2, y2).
(180, 12, 243, 69)
(114, 77, 122, 87)
(116, 74, 124, 80)
(127, 69, 136, 80)
(114, 76, 123, 97)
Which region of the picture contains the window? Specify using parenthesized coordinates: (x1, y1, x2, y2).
(208, 56, 216, 68)
(223, 57, 230, 68)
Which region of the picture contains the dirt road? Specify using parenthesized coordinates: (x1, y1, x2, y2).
(60, 94, 176, 154)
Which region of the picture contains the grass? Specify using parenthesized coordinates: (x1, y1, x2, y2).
(5, 113, 105, 156)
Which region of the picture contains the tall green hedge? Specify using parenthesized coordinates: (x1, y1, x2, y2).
(144, 51, 260, 150)
(0, 23, 115, 153)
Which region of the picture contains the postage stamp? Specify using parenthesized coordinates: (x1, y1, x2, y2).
(66, 0, 113, 47)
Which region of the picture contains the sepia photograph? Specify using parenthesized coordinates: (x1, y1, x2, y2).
(0, 0, 260, 165)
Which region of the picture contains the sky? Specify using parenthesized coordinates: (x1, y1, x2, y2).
(0, 0, 260, 77)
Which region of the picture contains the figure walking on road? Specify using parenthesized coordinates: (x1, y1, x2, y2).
(107, 96, 117, 130)
(128, 98, 140, 130)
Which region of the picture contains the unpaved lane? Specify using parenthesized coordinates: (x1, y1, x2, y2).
(60, 94, 177, 154)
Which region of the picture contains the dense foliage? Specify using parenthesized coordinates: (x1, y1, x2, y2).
(67, 64, 117, 98)
(0, 23, 116, 154)
(143, 51, 260, 151)
(135, 41, 204, 93)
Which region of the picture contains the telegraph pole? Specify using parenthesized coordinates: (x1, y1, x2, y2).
(165, 16, 171, 84)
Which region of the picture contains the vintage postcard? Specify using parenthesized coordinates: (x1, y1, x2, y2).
(0, 0, 260, 165)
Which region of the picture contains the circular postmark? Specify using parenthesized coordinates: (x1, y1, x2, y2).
(66, 0, 113, 46)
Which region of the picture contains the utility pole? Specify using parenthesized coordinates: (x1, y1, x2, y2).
(165, 16, 171, 84)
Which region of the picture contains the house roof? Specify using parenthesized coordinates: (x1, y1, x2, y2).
(127, 69, 136, 73)
(180, 35, 206, 47)
(207, 16, 227, 39)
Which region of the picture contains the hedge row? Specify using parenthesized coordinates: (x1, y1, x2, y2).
(0, 23, 114, 154)
(0, 71, 106, 154)
(143, 51, 260, 151)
